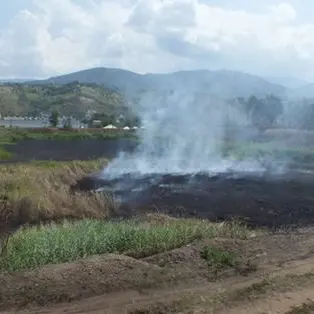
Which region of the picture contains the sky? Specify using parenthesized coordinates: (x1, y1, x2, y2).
(1, 0, 314, 82)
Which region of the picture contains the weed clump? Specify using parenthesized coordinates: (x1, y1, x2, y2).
(200, 246, 237, 272)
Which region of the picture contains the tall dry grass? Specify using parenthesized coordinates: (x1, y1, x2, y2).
(0, 159, 111, 231)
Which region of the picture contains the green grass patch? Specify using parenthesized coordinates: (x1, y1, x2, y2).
(0, 127, 138, 143)
(200, 246, 237, 271)
(0, 146, 12, 160)
(0, 218, 252, 273)
(222, 141, 314, 166)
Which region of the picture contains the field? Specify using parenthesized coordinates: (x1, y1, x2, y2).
(2, 129, 314, 313)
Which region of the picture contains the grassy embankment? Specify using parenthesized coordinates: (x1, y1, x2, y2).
(0, 127, 137, 142)
(0, 159, 252, 274)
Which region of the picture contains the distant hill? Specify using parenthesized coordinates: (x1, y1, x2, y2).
(264, 76, 308, 89)
(0, 82, 127, 118)
(30, 67, 287, 99)
(288, 83, 314, 99)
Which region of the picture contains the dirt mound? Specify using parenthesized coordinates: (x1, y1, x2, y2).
(6, 231, 314, 314)
(72, 171, 314, 228)
(0, 254, 166, 311)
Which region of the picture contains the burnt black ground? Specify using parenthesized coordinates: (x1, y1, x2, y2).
(72, 170, 314, 229)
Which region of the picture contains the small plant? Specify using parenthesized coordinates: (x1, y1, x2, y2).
(200, 246, 237, 272)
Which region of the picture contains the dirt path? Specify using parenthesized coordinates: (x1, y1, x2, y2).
(8, 254, 314, 314)
(220, 287, 314, 314)
(3, 231, 314, 314)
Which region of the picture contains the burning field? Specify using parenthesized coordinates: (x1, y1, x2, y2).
(72, 168, 314, 229)
(68, 90, 314, 230)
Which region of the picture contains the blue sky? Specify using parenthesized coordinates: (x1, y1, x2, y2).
(1, 0, 314, 82)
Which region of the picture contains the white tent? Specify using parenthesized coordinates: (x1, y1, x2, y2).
(123, 126, 130, 130)
(103, 124, 117, 129)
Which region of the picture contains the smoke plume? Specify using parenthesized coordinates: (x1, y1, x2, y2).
(101, 90, 284, 178)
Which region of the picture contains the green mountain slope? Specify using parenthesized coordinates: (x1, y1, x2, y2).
(0, 82, 127, 118)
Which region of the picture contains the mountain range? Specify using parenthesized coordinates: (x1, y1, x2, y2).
(0, 67, 305, 101)
(1, 67, 314, 118)
(30, 67, 291, 99)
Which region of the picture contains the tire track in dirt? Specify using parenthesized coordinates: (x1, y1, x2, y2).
(219, 288, 314, 314)
(9, 254, 314, 314)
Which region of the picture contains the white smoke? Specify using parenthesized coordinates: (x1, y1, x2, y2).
(101, 90, 282, 178)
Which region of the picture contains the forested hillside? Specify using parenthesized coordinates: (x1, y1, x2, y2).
(0, 82, 127, 119)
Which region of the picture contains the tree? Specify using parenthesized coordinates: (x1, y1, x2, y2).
(122, 114, 140, 128)
(62, 117, 73, 129)
(49, 110, 59, 127)
(299, 102, 314, 130)
(245, 94, 283, 133)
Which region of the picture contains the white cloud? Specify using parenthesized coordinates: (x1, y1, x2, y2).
(1, 0, 314, 80)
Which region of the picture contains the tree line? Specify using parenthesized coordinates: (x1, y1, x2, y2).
(234, 95, 283, 132)
(48, 110, 141, 128)
(232, 94, 314, 132)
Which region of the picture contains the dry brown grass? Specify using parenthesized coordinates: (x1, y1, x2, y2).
(0, 159, 111, 232)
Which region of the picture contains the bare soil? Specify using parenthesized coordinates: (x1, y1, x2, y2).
(2, 227, 314, 313)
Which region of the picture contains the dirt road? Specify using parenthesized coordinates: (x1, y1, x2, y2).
(2, 229, 314, 314)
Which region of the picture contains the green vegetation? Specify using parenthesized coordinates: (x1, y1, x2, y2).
(200, 246, 237, 271)
(0, 147, 12, 160)
(0, 82, 128, 118)
(222, 141, 314, 168)
(0, 218, 250, 273)
(0, 127, 137, 143)
(49, 109, 59, 127)
(235, 95, 283, 132)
